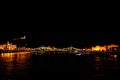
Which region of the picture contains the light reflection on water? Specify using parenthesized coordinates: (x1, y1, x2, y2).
(0, 52, 31, 79)
(93, 54, 118, 72)
(94, 56, 102, 71)
(88, 54, 120, 79)
(0, 52, 120, 79)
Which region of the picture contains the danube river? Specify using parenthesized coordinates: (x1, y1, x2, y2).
(0, 52, 120, 80)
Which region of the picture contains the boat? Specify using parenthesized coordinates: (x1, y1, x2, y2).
(75, 52, 83, 56)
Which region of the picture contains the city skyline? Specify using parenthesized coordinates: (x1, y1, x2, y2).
(0, 30, 120, 48)
(0, 5, 119, 48)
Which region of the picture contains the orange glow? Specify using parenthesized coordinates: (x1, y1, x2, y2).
(114, 55, 117, 58)
(92, 46, 106, 51)
(0, 52, 30, 59)
(94, 46, 100, 51)
(91, 44, 119, 52)
(0, 52, 31, 74)
(1, 53, 14, 58)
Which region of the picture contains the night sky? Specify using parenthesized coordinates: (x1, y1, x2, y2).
(0, 4, 119, 48)
(0, 29, 119, 48)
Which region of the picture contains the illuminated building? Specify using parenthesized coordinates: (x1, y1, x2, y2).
(91, 44, 119, 52)
(0, 41, 17, 50)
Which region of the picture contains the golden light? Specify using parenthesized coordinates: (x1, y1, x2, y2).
(92, 46, 100, 51)
(114, 55, 117, 58)
(92, 45, 107, 51)
(95, 47, 100, 51)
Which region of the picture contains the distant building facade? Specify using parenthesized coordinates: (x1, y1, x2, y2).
(0, 41, 17, 50)
(91, 44, 119, 52)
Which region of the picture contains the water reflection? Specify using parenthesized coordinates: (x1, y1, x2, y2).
(93, 54, 118, 73)
(94, 56, 102, 71)
(0, 52, 120, 79)
(0, 52, 31, 79)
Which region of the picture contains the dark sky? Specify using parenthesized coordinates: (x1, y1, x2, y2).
(0, 4, 119, 48)
(0, 29, 119, 48)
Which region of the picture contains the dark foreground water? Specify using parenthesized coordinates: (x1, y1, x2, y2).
(0, 52, 120, 80)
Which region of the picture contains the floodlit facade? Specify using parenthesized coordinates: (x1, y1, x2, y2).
(0, 41, 17, 50)
(91, 44, 119, 52)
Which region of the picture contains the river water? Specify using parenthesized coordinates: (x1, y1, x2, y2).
(0, 52, 120, 80)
